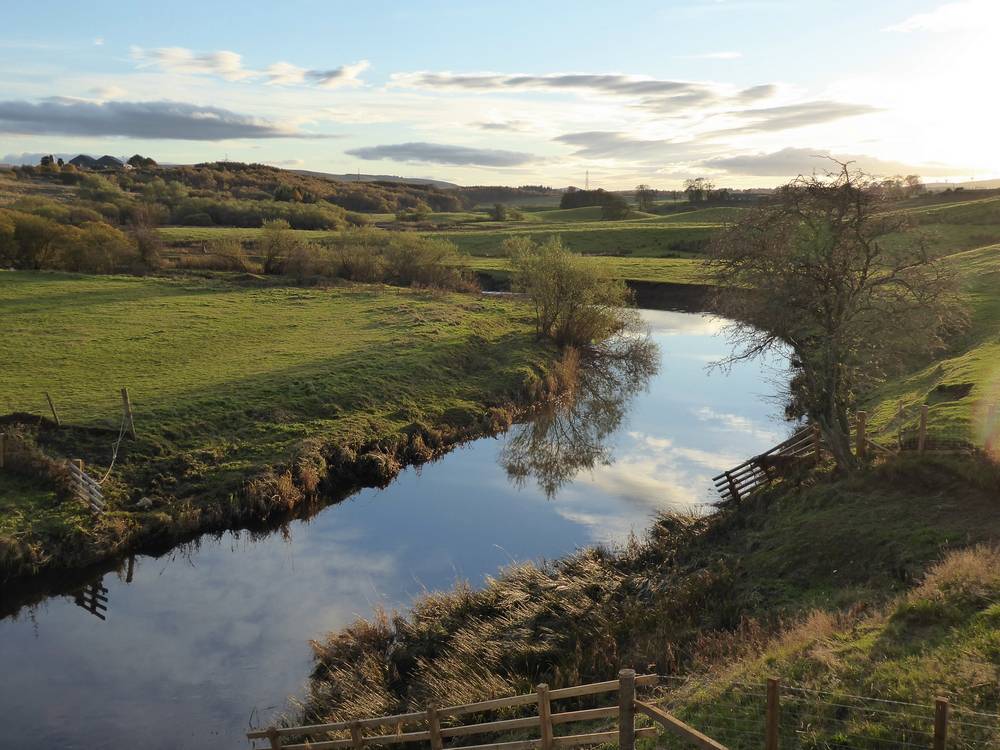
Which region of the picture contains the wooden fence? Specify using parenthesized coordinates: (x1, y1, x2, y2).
(713, 425, 820, 502)
(712, 401, 991, 502)
(67, 459, 105, 514)
(248, 671, 726, 750)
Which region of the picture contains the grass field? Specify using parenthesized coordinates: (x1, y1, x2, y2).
(0, 271, 558, 574)
(868, 243, 1000, 450)
(456, 255, 713, 285)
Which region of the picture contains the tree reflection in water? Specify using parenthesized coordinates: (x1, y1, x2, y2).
(500, 335, 660, 498)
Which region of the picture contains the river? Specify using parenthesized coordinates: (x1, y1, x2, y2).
(0, 309, 787, 749)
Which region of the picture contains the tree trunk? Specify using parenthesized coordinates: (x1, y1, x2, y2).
(817, 415, 857, 471)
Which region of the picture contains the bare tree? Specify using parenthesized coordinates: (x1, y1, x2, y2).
(634, 184, 656, 212)
(710, 163, 966, 469)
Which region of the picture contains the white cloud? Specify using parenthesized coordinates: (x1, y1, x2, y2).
(130, 46, 368, 88)
(704, 146, 967, 178)
(345, 141, 536, 167)
(88, 84, 128, 101)
(132, 46, 252, 81)
(888, 0, 1000, 32)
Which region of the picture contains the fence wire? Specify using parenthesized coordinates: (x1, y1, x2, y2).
(649, 675, 999, 750)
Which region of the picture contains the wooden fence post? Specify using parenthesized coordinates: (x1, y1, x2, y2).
(766, 677, 780, 750)
(933, 697, 949, 750)
(812, 424, 822, 463)
(350, 721, 364, 750)
(618, 669, 636, 750)
(45, 392, 61, 427)
(121, 387, 137, 439)
(537, 684, 554, 750)
(427, 706, 443, 750)
(918, 405, 928, 455)
(856, 411, 868, 460)
(265, 726, 283, 750)
(726, 471, 741, 502)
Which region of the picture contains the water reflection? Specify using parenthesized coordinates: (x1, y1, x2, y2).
(0, 309, 789, 750)
(500, 336, 660, 498)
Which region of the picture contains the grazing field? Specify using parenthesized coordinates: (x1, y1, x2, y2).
(0, 271, 559, 574)
(868, 242, 1000, 447)
(428, 222, 719, 256)
(456, 255, 713, 286)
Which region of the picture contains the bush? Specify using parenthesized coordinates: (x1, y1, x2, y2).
(59, 222, 136, 273)
(0, 211, 16, 266)
(382, 235, 462, 287)
(132, 226, 165, 270)
(78, 174, 122, 202)
(285, 242, 335, 283)
(507, 236, 632, 346)
(259, 219, 298, 274)
(11, 212, 69, 269)
(332, 242, 383, 283)
(205, 237, 250, 271)
(601, 195, 630, 220)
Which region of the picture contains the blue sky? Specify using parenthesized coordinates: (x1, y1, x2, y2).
(2, 0, 997, 187)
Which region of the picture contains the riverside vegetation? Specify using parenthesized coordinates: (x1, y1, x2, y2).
(2, 160, 999, 743)
(291, 172, 1000, 744)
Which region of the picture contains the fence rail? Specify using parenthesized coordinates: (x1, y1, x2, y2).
(248, 672, 691, 750)
(67, 459, 105, 513)
(713, 399, 995, 502)
(250, 673, 998, 750)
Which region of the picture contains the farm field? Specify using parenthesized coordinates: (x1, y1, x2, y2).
(0, 272, 558, 574)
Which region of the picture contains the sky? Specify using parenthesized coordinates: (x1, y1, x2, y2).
(1, 0, 997, 188)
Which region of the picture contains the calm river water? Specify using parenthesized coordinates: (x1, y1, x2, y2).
(0, 309, 787, 749)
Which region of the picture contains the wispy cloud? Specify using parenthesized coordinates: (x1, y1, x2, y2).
(554, 131, 708, 162)
(0, 98, 327, 140)
(708, 100, 881, 135)
(473, 120, 531, 132)
(345, 141, 535, 166)
(130, 46, 369, 88)
(703, 146, 966, 177)
(887, 0, 999, 32)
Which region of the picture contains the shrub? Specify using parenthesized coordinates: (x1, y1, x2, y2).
(345, 211, 371, 227)
(132, 226, 165, 270)
(285, 242, 335, 283)
(205, 237, 250, 271)
(332, 242, 383, 282)
(382, 235, 465, 288)
(59, 222, 137, 273)
(508, 236, 633, 347)
(259, 219, 298, 274)
(78, 174, 122, 202)
(11, 212, 70, 269)
(0, 211, 16, 266)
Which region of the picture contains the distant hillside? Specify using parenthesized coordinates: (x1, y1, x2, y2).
(294, 170, 460, 190)
(926, 178, 1000, 191)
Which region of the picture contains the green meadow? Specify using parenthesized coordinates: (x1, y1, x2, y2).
(0, 272, 557, 573)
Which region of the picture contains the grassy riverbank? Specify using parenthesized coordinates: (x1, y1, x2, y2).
(0, 271, 564, 579)
(298, 213, 1000, 733)
(301, 456, 1000, 725)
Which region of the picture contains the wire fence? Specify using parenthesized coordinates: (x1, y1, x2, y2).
(869, 400, 998, 454)
(645, 675, 999, 750)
